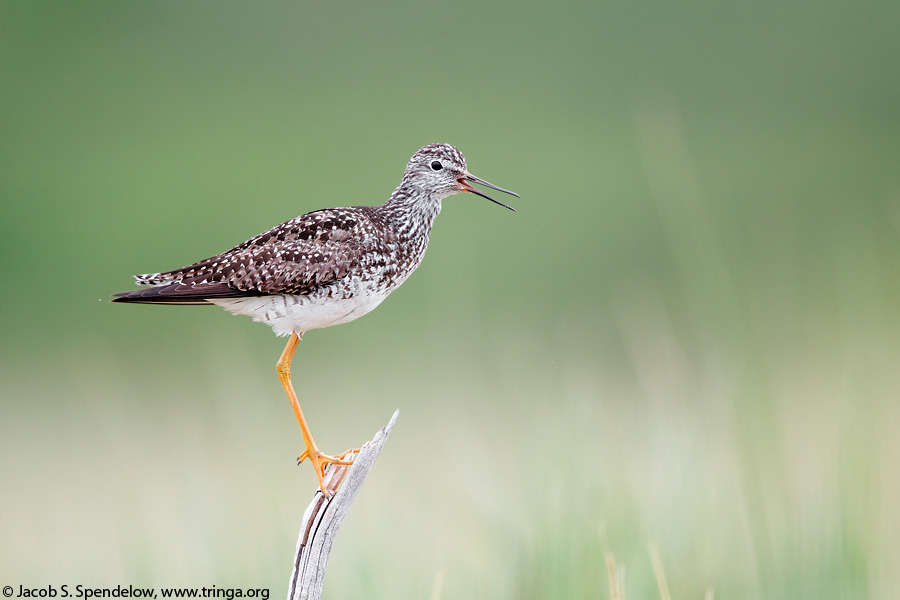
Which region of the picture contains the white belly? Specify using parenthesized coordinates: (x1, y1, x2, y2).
(210, 289, 391, 337)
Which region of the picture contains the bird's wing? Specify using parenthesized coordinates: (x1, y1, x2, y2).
(113, 208, 380, 304)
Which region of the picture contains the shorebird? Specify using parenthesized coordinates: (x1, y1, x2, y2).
(113, 143, 518, 494)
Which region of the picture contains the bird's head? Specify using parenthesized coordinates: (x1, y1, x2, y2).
(402, 143, 518, 211)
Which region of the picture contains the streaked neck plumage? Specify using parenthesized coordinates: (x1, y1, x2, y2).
(380, 181, 444, 239)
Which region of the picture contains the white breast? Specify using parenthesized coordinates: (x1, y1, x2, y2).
(210, 287, 392, 337)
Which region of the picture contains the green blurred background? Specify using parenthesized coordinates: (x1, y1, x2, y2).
(2, 1, 898, 598)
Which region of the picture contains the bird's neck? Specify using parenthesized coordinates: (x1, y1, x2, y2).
(380, 185, 442, 239)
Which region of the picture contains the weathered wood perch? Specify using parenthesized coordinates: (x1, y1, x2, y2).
(287, 410, 399, 600)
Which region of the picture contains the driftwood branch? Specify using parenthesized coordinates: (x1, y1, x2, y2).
(287, 410, 399, 600)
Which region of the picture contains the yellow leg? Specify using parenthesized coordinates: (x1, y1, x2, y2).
(276, 332, 357, 495)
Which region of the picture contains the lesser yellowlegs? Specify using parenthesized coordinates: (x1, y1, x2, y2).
(113, 143, 518, 494)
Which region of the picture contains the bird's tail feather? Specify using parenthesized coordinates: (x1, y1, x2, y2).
(111, 281, 264, 305)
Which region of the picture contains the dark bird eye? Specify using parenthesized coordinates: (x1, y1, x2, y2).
(430, 161, 443, 171)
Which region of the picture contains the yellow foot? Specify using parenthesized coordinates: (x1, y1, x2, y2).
(297, 447, 361, 495)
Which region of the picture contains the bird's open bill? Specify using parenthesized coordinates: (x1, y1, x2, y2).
(459, 174, 519, 212)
